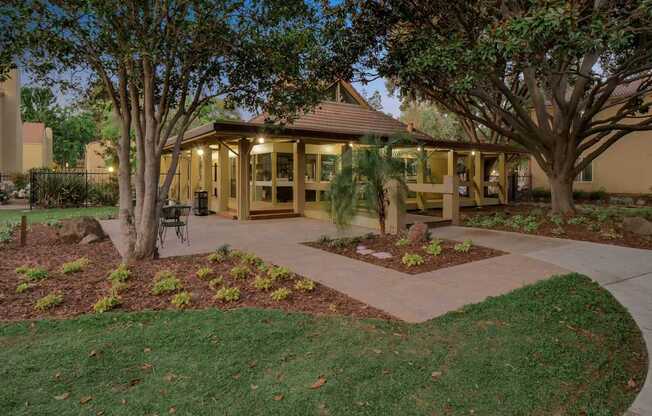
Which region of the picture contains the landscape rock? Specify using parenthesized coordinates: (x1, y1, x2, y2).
(636, 199, 647, 206)
(371, 252, 393, 259)
(407, 222, 429, 244)
(79, 234, 102, 244)
(58, 216, 107, 244)
(357, 248, 374, 255)
(622, 216, 652, 236)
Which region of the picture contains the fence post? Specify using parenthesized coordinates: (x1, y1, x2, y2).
(85, 170, 89, 208)
(442, 175, 460, 225)
(384, 179, 405, 235)
(20, 215, 27, 246)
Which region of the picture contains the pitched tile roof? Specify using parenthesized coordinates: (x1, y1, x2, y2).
(249, 101, 433, 142)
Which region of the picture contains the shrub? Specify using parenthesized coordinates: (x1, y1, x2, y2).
(207, 251, 227, 263)
(93, 295, 121, 313)
(108, 264, 130, 282)
(567, 216, 588, 225)
(423, 240, 442, 256)
(530, 187, 551, 201)
(551, 227, 566, 236)
(171, 292, 192, 309)
(45, 218, 62, 228)
(15, 282, 32, 294)
(317, 235, 332, 245)
(196, 267, 214, 280)
(216, 244, 231, 256)
(208, 276, 224, 290)
(15, 265, 30, 274)
(268, 265, 292, 281)
(110, 280, 129, 295)
(507, 215, 540, 233)
(549, 214, 564, 227)
(230, 265, 250, 280)
(87, 179, 119, 206)
(152, 271, 182, 295)
(454, 240, 473, 253)
(395, 237, 410, 247)
(270, 287, 291, 301)
(294, 278, 316, 292)
(239, 252, 264, 267)
(21, 267, 49, 281)
(401, 253, 424, 267)
(252, 275, 274, 291)
(0, 222, 14, 244)
(34, 292, 63, 311)
(214, 286, 240, 302)
(60, 257, 90, 274)
(327, 237, 357, 249)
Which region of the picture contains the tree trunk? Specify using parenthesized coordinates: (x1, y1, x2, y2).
(549, 174, 575, 215)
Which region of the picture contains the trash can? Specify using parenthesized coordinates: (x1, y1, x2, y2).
(193, 191, 209, 216)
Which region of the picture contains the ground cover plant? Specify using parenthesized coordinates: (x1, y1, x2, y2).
(305, 233, 503, 274)
(0, 224, 388, 321)
(463, 203, 652, 249)
(0, 274, 645, 415)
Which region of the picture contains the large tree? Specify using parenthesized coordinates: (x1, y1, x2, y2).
(343, 0, 652, 213)
(18, 0, 339, 259)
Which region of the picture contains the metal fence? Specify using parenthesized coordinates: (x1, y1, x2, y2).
(30, 169, 119, 209)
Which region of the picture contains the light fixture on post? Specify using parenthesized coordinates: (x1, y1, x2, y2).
(471, 151, 476, 156)
(348, 141, 354, 148)
(107, 166, 114, 173)
(196, 148, 205, 156)
(257, 137, 265, 144)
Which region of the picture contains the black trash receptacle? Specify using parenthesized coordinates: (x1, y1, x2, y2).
(193, 191, 209, 216)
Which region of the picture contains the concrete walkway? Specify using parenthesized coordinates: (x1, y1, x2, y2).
(102, 217, 651, 415)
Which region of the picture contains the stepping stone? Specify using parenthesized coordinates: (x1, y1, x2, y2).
(372, 252, 393, 259)
(357, 248, 374, 255)
(356, 245, 367, 250)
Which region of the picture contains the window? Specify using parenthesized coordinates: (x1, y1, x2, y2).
(255, 153, 272, 181)
(306, 154, 317, 181)
(320, 154, 337, 181)
(229, 157, 236, 198)
(277, 153, 293, 181)
(575, 162, 593, 182)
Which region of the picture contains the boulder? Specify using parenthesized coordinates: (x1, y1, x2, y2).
(79, 234, 102, 244)
(58, 216, 107, 244)
(622, 216, 652, 236)
(407, 222, 429, 244)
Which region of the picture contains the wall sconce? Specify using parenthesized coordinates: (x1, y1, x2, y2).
(107, 166, 114, 173)
(471, 151, 476, 156)
(348, 141, 354, 148)
(196, 148, 205, 156)
(257, 137, 265, 144)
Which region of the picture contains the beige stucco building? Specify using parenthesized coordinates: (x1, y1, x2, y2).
(531, 87, 652, 195)
(0, 69, 23, 173)
(22, 122, 54, 171)
(84, 140, 110, 172)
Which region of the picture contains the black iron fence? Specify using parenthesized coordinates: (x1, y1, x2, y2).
(30, 169, 119, 209)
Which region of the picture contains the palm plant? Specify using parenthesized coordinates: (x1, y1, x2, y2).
(326, 136, 408, 234)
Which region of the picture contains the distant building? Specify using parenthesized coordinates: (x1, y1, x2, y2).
(0, 69, 23, 173)
(84, 140, 111, 172)
(22, 122, 54, 171)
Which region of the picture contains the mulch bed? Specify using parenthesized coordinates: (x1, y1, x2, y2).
(0, 225, 392, 322)
(304, 234, 505, 274)
(462, 204, 652, 250)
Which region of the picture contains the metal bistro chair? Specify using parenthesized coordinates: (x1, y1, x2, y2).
(159, 204, 191, 246)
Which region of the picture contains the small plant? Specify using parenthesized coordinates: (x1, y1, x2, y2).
(208, 276, 224, 290)
(240, 252, 264, 267)
(294, 278, 316, 292)
(152, 270, 182, 295)
(549, 214, 564, 227)
(171, 292, 192, 309)
(551, 227, 566, 236)
(268, 265, 292, 281)
(587, 222, 601, 232)
(317, 235, 332, 245)
(216, 244, 231, 256)
(395, 237, 410, 247)
(34, 292, 63, 311)
(45, 218, 62, 228)
(454, 240, 473, 253)
(401, 253, 425, 267)
(567, 216, 588, 225)
(15, 265, 30, 274)
(20, 267, 49, 282)
(252, 275, 274, 291)
(196, 267, 214, 280)
(108, 264, 130, 282)
(60, 257, 90, 274)
(214, 286, 240, 302)
(15, 282, 32, 294)
(364, 232, 377, 240)
(207, 251, 226, 263)
(230, 265, 250, 280)
(93, 295, 121, 313)
(110, 280, 129, 295)
(270, 287, 291, 301)
(423, 240, 442, 256)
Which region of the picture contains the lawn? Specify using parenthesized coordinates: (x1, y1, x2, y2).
(0, 206, 118, 224)
(0, 274, 646, 415)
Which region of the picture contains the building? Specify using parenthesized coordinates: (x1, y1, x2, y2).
(0, 69, 23, 173)
(531, 84, 652, 196)
(22, 122, 53, 171)
(162, 81, 522, 231)
(84, 140, 111, 172)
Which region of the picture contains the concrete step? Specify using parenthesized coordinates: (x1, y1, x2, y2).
(249, 212, 301, 220)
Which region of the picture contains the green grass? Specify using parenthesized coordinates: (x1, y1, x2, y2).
(0, 206, 118, 225)
(0, 274, 645, 415)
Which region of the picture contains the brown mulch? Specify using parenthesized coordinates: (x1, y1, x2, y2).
(461, 204, 652, 250)
(0, 225, 392, 322)
(304, 234, 505, 274)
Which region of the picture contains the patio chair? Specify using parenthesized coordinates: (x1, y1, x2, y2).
(159, 205, 191, 246)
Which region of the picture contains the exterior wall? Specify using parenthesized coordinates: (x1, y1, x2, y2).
(22, 143, 44, 171)
(85, 141, 108, 171)
(0, 69, 23, 173)
(531, 96, 652, 195)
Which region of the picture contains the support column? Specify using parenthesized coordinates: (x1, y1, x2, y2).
(271, 150, 278, 205)
(200, 145, 211, 192)
(384, 179, 405, 235)
(498, 152, 508, 204)
(443, 175, 460, 225)
(447, 150, 457, 176)
(236, 139, 251, 221)
(218, 144, 229, 213)
(293, 141, 306, 215)
(416, 148, 427, 211)
(473, 152, 484, 206)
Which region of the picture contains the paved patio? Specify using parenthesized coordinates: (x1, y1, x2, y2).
(102, 216, 652, 415)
